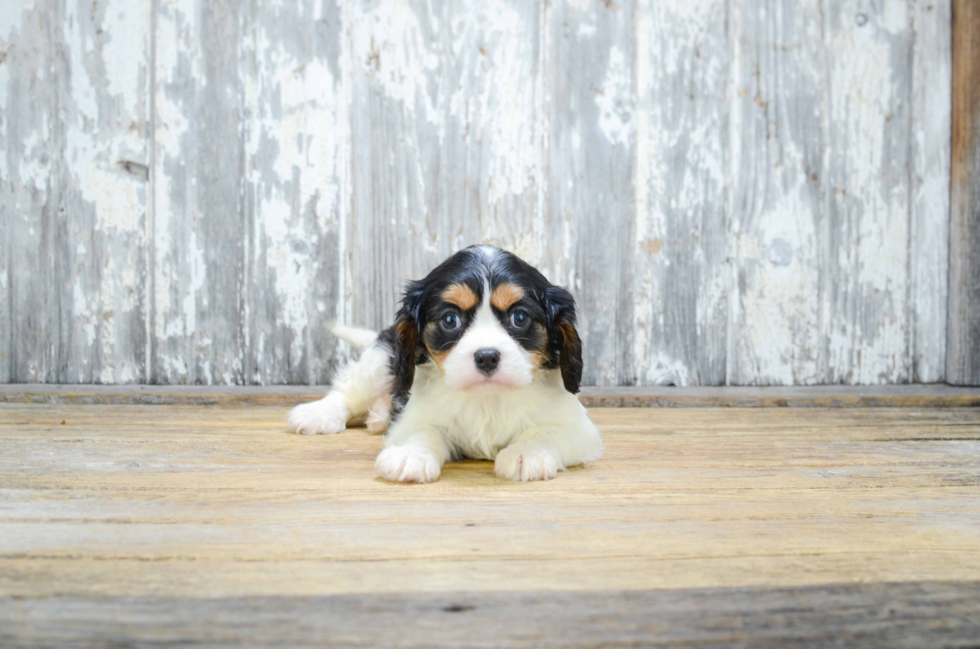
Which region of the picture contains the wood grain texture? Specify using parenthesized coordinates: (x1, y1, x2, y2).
(730, 0, 828, 385)
(243, 0, 347, 385)
(1, 402, 979, 644)
(347, 0, 543, 332)
(545, 0, 636, 386)
(948, 0, 980, 385)
(633, 0, 730, 386)
(0, 1, 59, 384)
(1, 0, 960, 386)
(1, 0, 151, 384)
(911, 0, 951, 383)
(61, 0, 152, 385)
(827, 0, 916, 385)
(2, 582, 979, 647)
(152, 0, 247, 384)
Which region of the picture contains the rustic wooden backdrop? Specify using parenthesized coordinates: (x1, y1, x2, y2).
(0, 0, 963, 386)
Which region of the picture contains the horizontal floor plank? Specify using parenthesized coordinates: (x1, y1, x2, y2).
(2, 582, 979, 648)
(3, 384, 980, 407)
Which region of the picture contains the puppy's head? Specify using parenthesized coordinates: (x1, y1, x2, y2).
(391, 245, 582, 399)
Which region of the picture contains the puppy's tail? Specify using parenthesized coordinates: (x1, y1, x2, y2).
(330, 324, 379, 350)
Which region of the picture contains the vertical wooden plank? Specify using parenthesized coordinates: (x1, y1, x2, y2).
(2, 2, 64, 383)
(825, 0, 913, 384)
(348, 0, 541, 331)
(730, 0, 829, 385)
(152, 0, 246, 384)
(910, 0, 950, 383)
(348, 0, 444, 332)
(0, 148, 6, 382)
(2, 1, 56, 384)
(0, 4, 9, 382)
(243, 0, 347, 385)
(633, 0, 730, 386)
(544, 0, 635, 387)
(60, 0, 151, 383)
(948, 0, 980, 385)
(1, 0, 150, 384)
(441, 0, 543, 264)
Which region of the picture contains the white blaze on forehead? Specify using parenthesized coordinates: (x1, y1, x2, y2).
(440, 279, 534, 390)
(474, 279, 499, 328)
(472, 245, 499, 264)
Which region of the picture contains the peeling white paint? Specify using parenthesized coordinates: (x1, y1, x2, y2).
(102, 0, 146, 114)
(235, 0, 354, 383)
(16, 131, 48, 190)
(450, 2, 537, 207)
(879, 0, 910, 34)
(594, 45, 633, 147)
(633, 0, 729, 385)
(826, 0, 911, 384)
(736, 187, 822, 385)
(352, 0, 439, 120)
(642, 352, 693, 386)
(910, 0, 951, 385)
(0, 0, 34, 42)
(2, 0, 954, 387)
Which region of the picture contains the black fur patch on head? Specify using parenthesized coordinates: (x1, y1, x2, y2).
(387, 245, 584, 419)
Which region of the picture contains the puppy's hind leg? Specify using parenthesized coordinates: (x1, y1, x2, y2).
(365, 392, 393, 434)
(288, 342, 393, 435)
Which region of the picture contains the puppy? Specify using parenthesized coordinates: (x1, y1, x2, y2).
(287, 245, 603, 483)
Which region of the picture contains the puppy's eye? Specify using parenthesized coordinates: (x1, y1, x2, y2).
(440, 312, 461, 331)
(509, 310, 529, 329)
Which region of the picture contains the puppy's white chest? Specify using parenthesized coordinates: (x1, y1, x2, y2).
(394, 364, 586, 464)
(445, 419, 515, 461)
(441, 393, 528, 461)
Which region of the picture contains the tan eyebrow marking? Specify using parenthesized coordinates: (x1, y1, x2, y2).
(441, 283, 478, 310)
(491, 283, 525, 311)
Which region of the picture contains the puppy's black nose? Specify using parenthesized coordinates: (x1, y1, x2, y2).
(474, 349, 500, 376)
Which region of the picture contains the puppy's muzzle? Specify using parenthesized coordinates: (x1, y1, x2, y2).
(474, 349, 501, 376)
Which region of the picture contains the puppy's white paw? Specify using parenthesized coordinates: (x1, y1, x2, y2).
(287, 397, 348, 435)
(365, 395, 392, 434)
(375, 446, 441, 483)
(494, 445, 559, 482)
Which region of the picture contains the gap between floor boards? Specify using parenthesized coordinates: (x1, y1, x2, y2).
(1, 384, 979, 408)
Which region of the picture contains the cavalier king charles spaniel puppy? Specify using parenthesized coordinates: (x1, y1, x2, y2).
(287, 245, 603, 483)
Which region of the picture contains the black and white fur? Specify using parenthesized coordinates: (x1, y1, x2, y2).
(287, 245, 603, 483)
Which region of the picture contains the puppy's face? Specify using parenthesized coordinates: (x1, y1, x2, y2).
(391, 246, 582, 400)
(425, 275, 544, 390)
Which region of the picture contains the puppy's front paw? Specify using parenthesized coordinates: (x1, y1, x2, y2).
(375, 446, 441, 483)
(494, 445, 559, 482)
(287, 397, 348, 435)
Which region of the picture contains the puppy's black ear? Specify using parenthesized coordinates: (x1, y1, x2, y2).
(545, 286, 583, 394)
(391, 281, 426, 411)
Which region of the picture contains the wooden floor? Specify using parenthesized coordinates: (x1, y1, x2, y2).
(2, 399, 980, 646)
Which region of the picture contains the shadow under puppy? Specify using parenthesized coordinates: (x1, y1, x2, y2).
(288, 245, 603, 483)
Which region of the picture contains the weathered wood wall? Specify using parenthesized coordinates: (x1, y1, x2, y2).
(949, 0, 980, 386)
(0, 0, 959, 386)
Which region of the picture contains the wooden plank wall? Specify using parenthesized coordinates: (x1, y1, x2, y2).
(0, 0, 960, 386)
(949, 0, 980, 385)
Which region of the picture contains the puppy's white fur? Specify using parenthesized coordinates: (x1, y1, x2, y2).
(287, 287, 603, 483)
(287, 338, 392, 436)
(385, 362, 601, 482)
